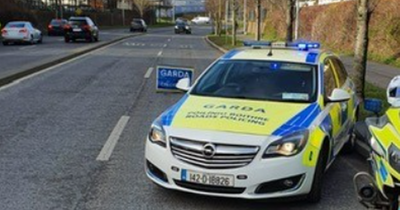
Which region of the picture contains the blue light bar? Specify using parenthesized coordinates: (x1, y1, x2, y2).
(243, 40, 321, 50)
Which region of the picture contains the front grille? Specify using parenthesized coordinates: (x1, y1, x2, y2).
(174, 180, 246, 194)
(170, 137, 259, 169)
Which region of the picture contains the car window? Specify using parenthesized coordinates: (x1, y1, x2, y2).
(191, 60, 317, 103)
(6, 22, 25, 28)
(330, 58, 348, 87)
(69, 20, 88, 26)
(323, 58, 338, 97)
(50, 20, 63, 26)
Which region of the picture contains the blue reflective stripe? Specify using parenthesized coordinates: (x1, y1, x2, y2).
(379, 160, 388, 182)
(306, 52, 318, 63)
(221, 49, 241, 59)
(161, 94, 189, 126)
(272, 103, 321, 136)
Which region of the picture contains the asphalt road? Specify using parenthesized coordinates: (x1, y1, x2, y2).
(0, 26, 368, 210)
(0, 28, 140, 80)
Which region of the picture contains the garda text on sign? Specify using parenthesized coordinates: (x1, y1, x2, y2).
(156, 66, 194, 92)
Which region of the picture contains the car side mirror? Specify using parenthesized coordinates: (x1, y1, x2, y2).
(327, 88, 351, 103)
(176, 78, 191, 92)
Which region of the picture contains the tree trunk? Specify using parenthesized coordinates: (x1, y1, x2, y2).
(353, 0, 371, 100)
(232, 0, 236, 46)
(286, 0, 295, 42)
(256, 0, 261, 41)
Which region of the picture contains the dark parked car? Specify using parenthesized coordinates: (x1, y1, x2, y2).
(48, 19, 67, 36)
(130, 19, 147, 32)
(174, 21, 191, 34)
(64, 16, 99, 43)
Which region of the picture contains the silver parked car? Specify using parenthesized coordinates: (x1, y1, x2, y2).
(1, 21, 43, 45)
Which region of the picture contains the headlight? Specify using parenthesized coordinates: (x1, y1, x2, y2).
(185, 26, 190, 29)
(263, 130, 309, 158)
(389, 144, 400, 172)
(175, 26, 179, 29)
(148, 118, 166, 147)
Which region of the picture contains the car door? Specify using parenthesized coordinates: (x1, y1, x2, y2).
(330, 57, 356, 134)
(323, 57, 343, 155)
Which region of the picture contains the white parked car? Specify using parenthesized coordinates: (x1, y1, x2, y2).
(191, 17, 211, 25)
(1, 21, 43, 45)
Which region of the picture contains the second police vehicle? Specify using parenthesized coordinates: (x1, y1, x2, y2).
(145, 41, 359, 202)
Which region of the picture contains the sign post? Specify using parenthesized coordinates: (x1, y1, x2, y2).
(117, 0, 132, 26)
(156, 66, 194, 92)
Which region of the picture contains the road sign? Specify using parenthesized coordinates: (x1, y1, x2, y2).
(117, 0, 132, 10)
(156, 66, 194, 92)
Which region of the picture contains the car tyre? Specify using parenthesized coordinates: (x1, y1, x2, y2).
(342, 134, 355, 154)
(29, 36, 34, 45)
(38, 35, 43, 44)
(2, 41, 8, 46)
(94, 35, 99, 42)
(64, 37, 70, 43)
(306, 147, 327, 203)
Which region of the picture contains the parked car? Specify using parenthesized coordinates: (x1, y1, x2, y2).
(130, 19, 147, 32)
(191, 16, 211, 25)
(174, 21, 191, 34)
(48, 19, 67, 36)
(145, 41, 359, 203)
(1, 21, 42, 45)
(64, 16, 99, 43)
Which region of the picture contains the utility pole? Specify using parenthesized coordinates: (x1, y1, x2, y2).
(218, 0, 222, 36)
(59, 0, 63, 19)
(256, 0, 261, 41)
(294, 0, 300, 40)
(232, 0, 236, 46)
(225, 0, 229, 44)
(243, 0, 247, 35)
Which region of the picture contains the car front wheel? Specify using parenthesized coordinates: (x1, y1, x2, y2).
(306, 146, 328, 203)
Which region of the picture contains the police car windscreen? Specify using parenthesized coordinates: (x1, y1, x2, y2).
(191, 60, 317, 103)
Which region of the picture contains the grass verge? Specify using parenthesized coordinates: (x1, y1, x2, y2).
(208, 34, 243, 50)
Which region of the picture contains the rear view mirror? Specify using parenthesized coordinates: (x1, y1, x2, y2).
(364, 99, 382, 115)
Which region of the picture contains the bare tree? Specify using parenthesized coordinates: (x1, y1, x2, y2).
(353, 0, 379, 100)
(205, 0, 225, 36)
(132, 0, 151, 18)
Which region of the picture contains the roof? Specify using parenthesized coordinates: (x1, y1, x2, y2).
(221, 48, 323, 64)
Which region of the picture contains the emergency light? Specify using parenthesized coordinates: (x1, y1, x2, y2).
(243, 41, 321, 50)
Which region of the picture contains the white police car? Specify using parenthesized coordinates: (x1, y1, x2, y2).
(145, 41, 359, 202)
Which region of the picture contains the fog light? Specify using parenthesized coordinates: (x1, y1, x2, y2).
(283, 179, 294, 187)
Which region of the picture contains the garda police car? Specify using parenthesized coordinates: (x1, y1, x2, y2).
(145, 41, 359, 202)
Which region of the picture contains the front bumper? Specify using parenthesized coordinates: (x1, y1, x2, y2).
(145, 135, 316, 199)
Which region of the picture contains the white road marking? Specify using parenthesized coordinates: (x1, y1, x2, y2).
(19, 45, 36, 50)
(96, 116, 130, 161)
(157, 51, 163, 57)
(163, 44, 167, 48)
(167, 39, 171, 42)
(0, 38, 128, 92)
(144, 67, 154, 78)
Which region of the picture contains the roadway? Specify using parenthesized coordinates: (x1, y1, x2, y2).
(0, 25, 368, 210)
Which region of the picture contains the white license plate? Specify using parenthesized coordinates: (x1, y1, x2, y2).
(73, 28, 82, 32)
(181, 169, 234, 187)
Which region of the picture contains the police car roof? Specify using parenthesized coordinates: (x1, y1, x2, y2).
(221, 48, 323, 65)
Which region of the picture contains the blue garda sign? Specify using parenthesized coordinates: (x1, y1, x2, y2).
(156, 66, 194, 91)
